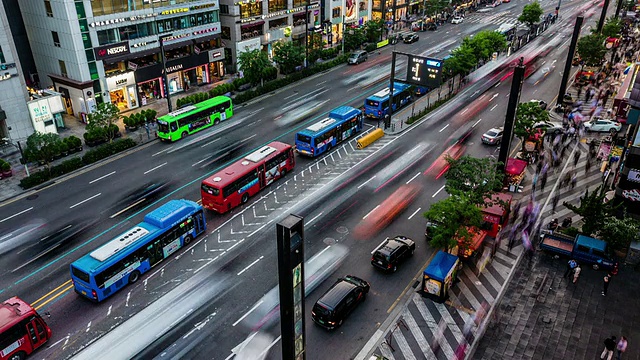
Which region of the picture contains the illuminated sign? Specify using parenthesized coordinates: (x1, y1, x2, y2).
(131, 40, 158, 48)
(235, 0, 262, 4)
(628, 168, 640, 183)
(193, 27, 219, 35)
(191, 3, 217, 10)
(160, 8, 189, 15)
(90, 14, 156, 27)
(166, 64, 184, 73)
(94, 42, 130, 61)
(239, 3, 319, 21)
(161, 33, 191, 43)
(405, 55, 442, 88)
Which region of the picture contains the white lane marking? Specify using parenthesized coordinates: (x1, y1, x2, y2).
(461, 108, 469, 115)
(489, 93, 499, 101)
(107, 305, 112, 316)
(242, 134, 258, 142)
(357, 175, 376, 189)
(232, 300, 264, 327)
(125, 291, 131, 307)
(307, 212, 324, 226)
(408, 207, 422, 220)
(69, 193, 101, 209)
(363, 205, 380, 220)
(192, 156, 212, 167)
(0, 207, 33, 223)
(284, 93, 298, 100)
(152, 146, 173, 157)
(472, 118, 482, 127)
(439, 124, 449, 132)
(85, 321, 91, 332)
(432, 185, 446, 198)
(200, 138, 221, 148)
(89, 171, 116, 184)
(47, 335, 70, 349)
(490, 104, 498, 111)
(249, 107, 265, 116)
(143, 162, 168, 174)
(237, 255, 264, 276)
(109, 198, 147, 219)
(406, 172, 421, 184)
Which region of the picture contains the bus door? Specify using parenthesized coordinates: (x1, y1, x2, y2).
(194, 210, 206, 233)
(257, 164, 266, 188)
(288, 148, 295, 167)
(335, 123, 344, 143)
(26, 317, 48, 351)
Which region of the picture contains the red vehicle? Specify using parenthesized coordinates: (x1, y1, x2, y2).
(354, 184, 422, 239)
(480, 192, 512, 238)
(201, 141, 295, 213)
(455, 227, 488, 259)
(0, 297, 51, 360)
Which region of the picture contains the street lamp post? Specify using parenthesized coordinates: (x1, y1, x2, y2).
(305, 0, 310, 68)
(160, 35, 173, 113)
(342, 15, 346, 54)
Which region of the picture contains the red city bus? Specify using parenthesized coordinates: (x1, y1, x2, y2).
(201, 141, 295, 213)
(0, 297, 52, 360)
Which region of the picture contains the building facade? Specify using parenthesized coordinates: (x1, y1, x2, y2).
(324, 0, 372, 44)
(0, 3, 34, 142)
(20, 0, 224, 117)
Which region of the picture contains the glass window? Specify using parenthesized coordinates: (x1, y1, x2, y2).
(268, 0, 287, 12)
(85, 49, 95, 62)
(293, 0, 305, 7)
(0, 46, 5, 64)
(221, 26, 231, 39)
(332, 7, 341, 18)
(59, 60, 67, 77)
(82, 32, 92, 49)
(52, 31, 60, 47)
(220, 4, 229, 14)
(45, 0, 53, 17)
(89, 61, 99, 80)
(71, 266, 90, 283)
(240, 2, 263, 18)
(75, 1, 86, 18)
(97, 28, 119, 45)
(78, 19, 89, 32)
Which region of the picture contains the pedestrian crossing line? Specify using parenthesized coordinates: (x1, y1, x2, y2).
(488, 256, 511, 278)
(455, 278, 483, 312)
(479, 268, 502, 296)
(379, 341, 396, 360)
(434, 302, 467, 344)
(391, 325, 418, 360)
(412, 295, 456, 359)
(402, 308, 438, 360)
(462, 268, 495, 303)
(445, 291, 473, 320)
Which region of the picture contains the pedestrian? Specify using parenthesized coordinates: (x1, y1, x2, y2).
(562, 172, 571, 188)
(602, 273, 611, 296)
(540, 171, 548, 192)
(564, 259, 578, 277)
(573, 150, 581, 166)
(552, 192, 560, 213)
(586, 158, 592, 174)
(602, 336, 617, 360)
(571, 173, 577, 189)
(572, 265, 581, 283)
(617, 336, 627, 360)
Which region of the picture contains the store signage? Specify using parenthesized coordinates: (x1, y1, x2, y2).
(128, 62, 138, 71)
(193, 27, 219, 35)
(0, 73, 15, 81)
(131, 40, 158, 48)
(90, 14, 156, 27)
(191, 3, 217, 10)
(208, 48, 226, 62)
(240, 3, 319, 22)
(160, 8, 189, 15)
(628, 168, 640, 183)
(405, 55, 442, 88)
(239, 16, 263, 24)
(28, 100, 52, 123)
(106, 72, 135, 89)
(161, 33, 191, 43)
(94, 42, 130, 61)
(235, 0, 262, 4)
(622, 188, 640, 201)
(166, 64, 184, 73)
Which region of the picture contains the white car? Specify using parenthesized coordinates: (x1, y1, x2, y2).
(451, 16, 464, 24)
(482, 127, 504, 145)
(584, 118, 622, 133)
(533, 121, 564, 134)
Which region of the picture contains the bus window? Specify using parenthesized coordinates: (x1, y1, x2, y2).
(201, 183, 219, 197)
(170, 122, 178, 132)
(297, 134, 312, 144)
(366, 99, 379, 107)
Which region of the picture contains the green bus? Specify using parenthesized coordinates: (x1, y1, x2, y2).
(156, 96, 233, 142)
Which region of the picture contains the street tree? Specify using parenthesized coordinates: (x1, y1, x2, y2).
(24, 131, 61, 169)
(444, 155, 505, 206)
(598, 215, 640, 251)
(577, 34, 607, 67)
(476, 30, 508, 55)
(563, 185, 620, 237)
(462, 36, 492, 62)
(237, 49, 271, 86)
(424, 0, 450, 17)
(364, 19, 384, 43)
(513, 101, 548, 153)
(423, 196, 483, 251)
(307, 32, 325, 65)
(87, 102, 120, 142)
(273, 40, 305, 74)
(601, 17, 622, 38)
(518, 1, 544, 29)
(343, 27, 367, 52)
(443, 45, 477, 76)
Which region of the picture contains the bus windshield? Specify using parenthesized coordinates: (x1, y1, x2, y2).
(296, 134, 312, 144)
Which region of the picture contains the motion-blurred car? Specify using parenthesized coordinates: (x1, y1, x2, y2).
(403, 33, 419, 43)
(424, 129, 472, 178)
(274, 99, 328, 128)
(533, 121, 564, 134)
(0, 219, 46, 256)
(530, 99, 548, 110)
(584, 118, 622, 133)
(354, 183, 422, 239)
(371, 235, 415, 272)
(311, 275, 370, 330)
(451, 16, 464, 24)
(108, 181, 172, 218)
(481, 127, 504, 145)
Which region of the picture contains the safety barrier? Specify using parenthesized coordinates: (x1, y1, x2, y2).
(356, 128, 384, 149)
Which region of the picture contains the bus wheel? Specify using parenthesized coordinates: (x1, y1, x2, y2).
(214, 118, 220, 125)
(281, 169, 286, 177)
(9, 352, 26, 360)
(129, 271, 141, 284)
(184, 235, 192, 245)
(181, 131, 188, 139)
(241, 193, 249, 204)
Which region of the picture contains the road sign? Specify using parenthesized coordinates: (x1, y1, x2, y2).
(405, 55, 443, 88)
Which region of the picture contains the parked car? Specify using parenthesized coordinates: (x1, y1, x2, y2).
(311, 275, 370, 330)
(533, 121, 564, 134)
(451, 16, 464, 24)
(371, 235, 416, 272)
(481, 127, 504, 145)
(530, 99, 548, 110)
(348, 50, 368, 65)
(583, 118, 622, 133)
(403, 33, 419, 43)
(426, 22, 437, 31)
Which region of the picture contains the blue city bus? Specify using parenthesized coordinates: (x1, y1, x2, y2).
(70, 199, 206, 302)
(364, 82, 413, 119)
(295, 106, 363, 157)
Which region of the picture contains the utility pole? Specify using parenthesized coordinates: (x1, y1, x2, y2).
(597, 0, 611, 33)
(558, 16, 583, 105)
(160, 35, 173, 113)
(386, 52, 397, 129)
(497, 57, 525, 176)
(305, 0, 309, 68)
(341, 15, 345, 54)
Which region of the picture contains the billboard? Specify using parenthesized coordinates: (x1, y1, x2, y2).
(405, 55, 443, 89)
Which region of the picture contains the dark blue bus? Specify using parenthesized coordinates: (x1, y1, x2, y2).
(364, 82, 412, 119)
(295, 106, 363, 157)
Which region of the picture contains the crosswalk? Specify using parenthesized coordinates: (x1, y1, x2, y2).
(370, 242, 523, 360)
(464, 13, 520, 26)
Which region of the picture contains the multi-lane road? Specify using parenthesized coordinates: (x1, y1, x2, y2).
(0, 0, 601, 358)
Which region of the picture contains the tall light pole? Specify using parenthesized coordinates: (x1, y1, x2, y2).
(341, 15, 345, 54)
(160, 34, 173, 113)
(305, 0, 310, 68)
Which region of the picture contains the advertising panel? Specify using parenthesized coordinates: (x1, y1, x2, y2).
(94, 41, 130, 61)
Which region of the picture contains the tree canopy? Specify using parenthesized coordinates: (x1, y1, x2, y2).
(87, 102, 120, 142)
(599, 215, 640, 251)
(344, 27, 367, 52)
(577, 34, 607, 67)
(273, 40, 305, 74)
(513, 101, 548, 151)
(462, 31, 507, 61)
(237, 49, 272, 86)
(24, 131, 61, 169)
(518, 1, 544, 29)
(424, 0, 450, 17)
(307, 32, 325, 65)
(423, 196, 483, 251)
(444, 155, 504, 206)
(601, 17, 622, 38)
(364, 19, 384, 43)
(563, 185, 620, 237)
(444, 45, 477, 76)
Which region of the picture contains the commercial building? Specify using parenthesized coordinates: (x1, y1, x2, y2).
(323, 0, 372, 45)
(20, 0, 225, 118)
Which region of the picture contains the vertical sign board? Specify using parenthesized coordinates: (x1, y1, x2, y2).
(405, 55, 443, 89)
(277, 214, 306, 360)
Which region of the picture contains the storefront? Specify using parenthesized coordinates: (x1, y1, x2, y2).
(208, 48, 226, 80)
(106, 72, 138, 111)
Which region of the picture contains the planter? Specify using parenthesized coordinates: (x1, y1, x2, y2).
(125, 125, 139, 132)
(75, 146, 83, 153)
(1, 170, 12, 178)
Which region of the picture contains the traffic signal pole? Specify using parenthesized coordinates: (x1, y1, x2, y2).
(497, 58, 525, 176)
(557, 16, 583, 105)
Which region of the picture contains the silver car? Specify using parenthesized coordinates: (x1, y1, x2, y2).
(533, 121, 564, 134)
(482, 127, 504, 145)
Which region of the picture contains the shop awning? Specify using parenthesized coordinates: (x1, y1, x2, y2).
(241, 21, 265, 29)
(49, 74, 94, 90)
(506, 158, 527, 176)
(482, 192, 513, 219)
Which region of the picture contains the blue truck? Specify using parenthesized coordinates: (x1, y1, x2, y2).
(540, 233, 617, 270)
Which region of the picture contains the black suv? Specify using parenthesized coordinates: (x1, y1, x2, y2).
(311, 275, 370, 330)
(371, 236, 416, 272)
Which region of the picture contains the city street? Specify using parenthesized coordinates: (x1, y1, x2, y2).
(0, 0, 602, 358)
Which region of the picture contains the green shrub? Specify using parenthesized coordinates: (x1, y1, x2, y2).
(19, 171, 52, 189)
(145, 109, 157, 123)
(365, 43, 378, 52)
(82, 138, 137, 165)
(0, 159, 10, 171)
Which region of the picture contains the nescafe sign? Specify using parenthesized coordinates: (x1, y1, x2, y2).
(94, 42, 130, 61)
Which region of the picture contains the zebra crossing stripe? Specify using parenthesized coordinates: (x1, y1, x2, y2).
(455, 279, 483, 311)
(462, 267, 496, 303)
(433, 302, 467, 344)
(446, 291, 471, 320)
(391, 324, 418, 360)
(412, 294, 456, 358)
(480, 266, 503, 294)
(403, 308, 438, 360)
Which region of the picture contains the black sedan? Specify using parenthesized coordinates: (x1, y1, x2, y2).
(403, 33, 419, 44)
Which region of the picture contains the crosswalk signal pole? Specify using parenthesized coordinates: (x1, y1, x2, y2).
(558, 16, 583, 105)
(497, 57, 525, 179)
